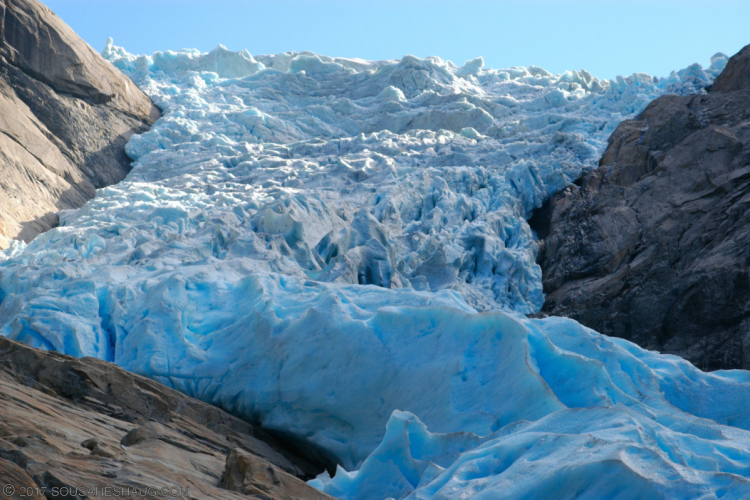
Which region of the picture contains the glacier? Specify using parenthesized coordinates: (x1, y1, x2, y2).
(311, 316, 750, 498)
(1, 39, 749, 497)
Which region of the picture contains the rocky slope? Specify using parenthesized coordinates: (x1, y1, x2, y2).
(0, 0, 159, 248)
(0, 336, 333, 499)
(532, 43, 750, 370)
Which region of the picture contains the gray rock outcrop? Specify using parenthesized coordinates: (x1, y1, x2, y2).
(0, 0, 159, 248)
(532, 43, 750, 370)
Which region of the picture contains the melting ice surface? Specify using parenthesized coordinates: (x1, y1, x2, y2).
(2, 41, 750, 497)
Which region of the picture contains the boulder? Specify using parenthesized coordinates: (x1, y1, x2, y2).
(220, 448, 334, 500)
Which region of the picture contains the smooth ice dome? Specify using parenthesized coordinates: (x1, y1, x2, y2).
(0, 41, 743, 498)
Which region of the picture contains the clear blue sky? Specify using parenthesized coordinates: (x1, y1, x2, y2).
(42, 0, 750, 80)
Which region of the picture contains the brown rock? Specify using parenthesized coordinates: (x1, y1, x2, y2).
(30, 472, 88, 500)
(0, 0, 155, 114)
(0, 0, 160, 248)
(119, 422, 160, 447)
(220, 449, 334, 500)
(80, 438, 115, 459)
(0, 457, 44, 499)
(0, 336, 329, 498)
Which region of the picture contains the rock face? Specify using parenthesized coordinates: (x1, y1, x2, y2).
(712, 44, 750, 93)
(0, 0, 159, 248)
(0, 336, 333, 499)
(220, 449, 333, 500)
(532, 43, 750, 370)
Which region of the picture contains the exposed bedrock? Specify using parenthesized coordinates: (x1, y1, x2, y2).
(0, 0, 159, 248)
(0, 335, 333, 497)
(532, 43, 750, 370)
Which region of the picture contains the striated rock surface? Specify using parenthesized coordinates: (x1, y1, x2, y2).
(0, 0, 159, 248)
(0, 336, 332, 499)
(220, 449, 333, 500)
(533, 43, 750, 370)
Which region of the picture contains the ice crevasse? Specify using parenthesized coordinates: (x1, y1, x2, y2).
(1, 41, 750, 497)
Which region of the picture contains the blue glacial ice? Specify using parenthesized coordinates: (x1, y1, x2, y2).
(0, 40, 748, 497)
(311, 317, 750, 498)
